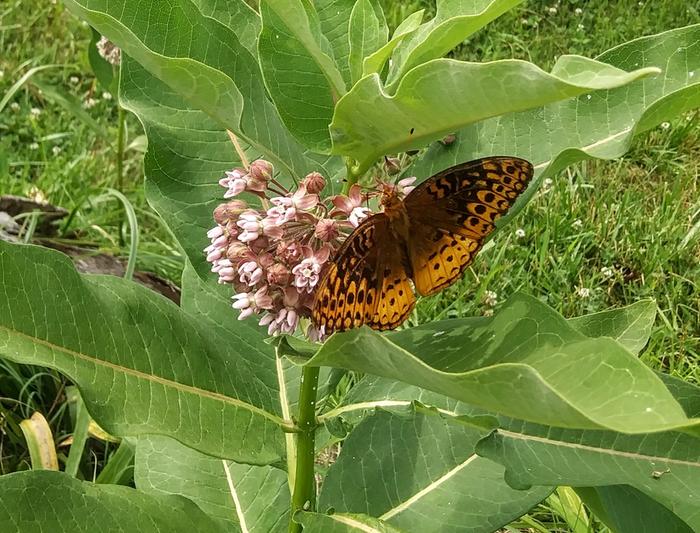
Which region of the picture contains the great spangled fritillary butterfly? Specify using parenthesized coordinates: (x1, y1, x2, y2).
(311, 156, 533, 334)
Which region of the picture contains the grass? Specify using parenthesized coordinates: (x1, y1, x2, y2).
(1, 0, 699, 530)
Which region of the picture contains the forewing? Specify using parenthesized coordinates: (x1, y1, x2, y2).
(405, 157, 533, 296)
(312, 215, 415, 333)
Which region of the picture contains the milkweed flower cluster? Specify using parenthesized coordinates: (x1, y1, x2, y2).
(96, 36, 121, 65)
(204, 158, 415, 340)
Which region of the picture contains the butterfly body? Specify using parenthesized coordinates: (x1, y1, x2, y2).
(312, 157, 533, 335)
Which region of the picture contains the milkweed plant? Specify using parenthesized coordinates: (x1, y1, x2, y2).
(1, 1, 699, 532)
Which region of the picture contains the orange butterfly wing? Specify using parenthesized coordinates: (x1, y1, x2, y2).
(312, 214, 415, 333)
(405, 157, 533, 296)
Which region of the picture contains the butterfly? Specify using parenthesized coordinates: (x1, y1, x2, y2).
(311, 157, 533, 334)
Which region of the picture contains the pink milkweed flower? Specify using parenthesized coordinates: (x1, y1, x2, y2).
(270, 185, 319, 222)
(276, 241, 305, 264)
(212, 258, 236, 284)
(238, 253, 274, 286)
(331, 184, 370, 227)
(292, 246, 331, 291)
(315, 218, 340, 242)
(232, 287, 274, 320)
(220, 160, 273, 198)
(237, 210, 283, 242)
(398, 176, 417, 196)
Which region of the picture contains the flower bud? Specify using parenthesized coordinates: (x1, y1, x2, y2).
(227, 241, 252, 263)
(267, 263, 291, 285)
(301, 172, 326, 194)
(213, 200, 248, 225)
(249, 159, 273, 182)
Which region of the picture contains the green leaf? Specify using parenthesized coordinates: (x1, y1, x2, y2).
(189, 0, 261, 58)
(258, 0, 346, 152)
(87, 27, 115, 90)
(331, 56, 658, 171)
(0, 241, 286, 464)
(302, 293, 691, 434)
(119, 57, 338, 279)
(409, 24, 700, 230)
(319, 406, 550, 532)
(295, 511, 405, 532)
(568, 299, 657, 354)
(362, 9, 424, 78)
(0, 471, 225, 533)
(347, 0, 388, 84)
(136, 435, 290, 532)
(19, 412, 58, 471)
(476, 420, 700, 531)
(316, 0, 356, 85)
(65, 0, 311, 180)
(576, 485, 693, 533)
(386, 0, 525, 89)
(317, 303, 699, 531)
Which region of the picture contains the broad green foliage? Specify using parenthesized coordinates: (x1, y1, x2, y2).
(0, 241, 285, 464)
(331, 57, 658, 171)
(319, 406, 552, 532)
(258, 0, 346, 152)
(136, 436, 290, 532)
(385, 0, 526, 88)
(410, 24, 700, 228)
(299, 294, 690, 433)
(3, 0, 700, 531)
(0, 471, 225, 533)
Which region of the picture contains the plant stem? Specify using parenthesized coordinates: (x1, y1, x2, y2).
(116, 105, 126, 246)
(288, 365, 320, 532)
(116, 105, 125, 192)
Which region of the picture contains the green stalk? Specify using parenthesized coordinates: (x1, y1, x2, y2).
(288, 366, 320, 532)
(116, 105, 125, 192)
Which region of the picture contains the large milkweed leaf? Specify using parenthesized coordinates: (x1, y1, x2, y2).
(0, 471, 226, 533)
(258, 0, 347, 152)
(135, 435, 289, 532)
(385, 0, 525, 89)
(0, 241, 286, 465)
(318, 406, 551, 533)
(316, 303, 700, 532)
(330, 56, 658, 172)
(63, 0, 311, 180)
(295, 293, 695, 434)
(409, 24, 700, 230)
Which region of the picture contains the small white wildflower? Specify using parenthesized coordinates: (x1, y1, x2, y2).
(542, 178, 553, 192)
(102, 91, 112, 101)
(83, 97, 98, 109)
(601, 266, 615, 278)
(577, 23, 585, 31)
(52, 146, 62, 155)
(660, 121, 670, 130)
(547, 6, 557, 14)
(10, 102, 20, 112)
(483, 309, 494, 317)
(483, 290, 498, 307)
(69, 76, 79, 84)
(29, 142, 39, 150)
(575, 7, 583, 14)
(575, 287, 591, 298)
(0, 70, 4, 79)
(572, 219, 583, 229)
(515, 228, 526, 239)
(30, 107, 41, 118)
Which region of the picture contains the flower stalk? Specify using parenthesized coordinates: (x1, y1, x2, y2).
(289, 365, 320, 532)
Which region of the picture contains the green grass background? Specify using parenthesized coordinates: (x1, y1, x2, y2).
(1, 1, 699, 531)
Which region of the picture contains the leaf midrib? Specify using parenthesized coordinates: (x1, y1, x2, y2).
(0, 325, 286, 426)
